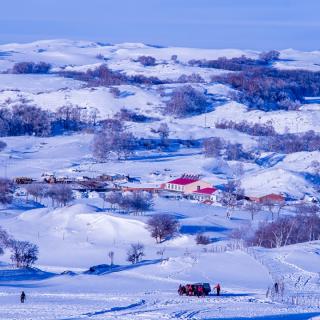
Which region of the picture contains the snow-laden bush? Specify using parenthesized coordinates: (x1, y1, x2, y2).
(12, 61, 51, 74)
(215, 120, 276, 136)
(164, 85, 209, 117)
(213, 68, 320, 111)
(136, 56, 156, 66)
(195, 233, 210, 245)
(260, 130, 320, 153)
(93, 119, 137, 160)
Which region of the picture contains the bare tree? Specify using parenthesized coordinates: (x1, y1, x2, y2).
(164, 85, 209, 117)
(0, 178, 15, 206)
(156, 247, 166, 260)
(0, 226, 11, 249)
(261, 198, 285, 221)
(230, 223, 253, 247)
(126, 243, 145, 264)
(105, 191, 123, 211)
(123, 192, 154, 215)
(46, 184, 73, 207)
(258, 50, 280, 63)
(146, 214, 179, 243)
(93, 120, 136, 160)
(136, 56, 156, 66)
(245, 202, 262, 220)
(261, 199, 276, 221)
(25, 183, 46, 203)
(154, 123, 169, 145)
(0, 141, 6, 151)
(108, 250, 114, 266)
(219, 180, 244, 218)
(195, 233, 210, 245)
(203, 137, 224, 158)
(9, 240, 39, 268)
(294, 202, 319, 216)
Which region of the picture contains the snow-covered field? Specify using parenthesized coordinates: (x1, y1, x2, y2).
(0, 40, 319, 319)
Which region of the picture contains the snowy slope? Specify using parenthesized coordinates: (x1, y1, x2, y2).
(0, 40, 320, 319)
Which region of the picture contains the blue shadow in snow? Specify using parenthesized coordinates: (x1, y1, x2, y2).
(303, 172, 320, 185)
(84, 259, 162, 275)
(0, 268, 56, 288)
(61, 299, 146, 320)
(180, 225, 229, 235)
(207, 313, 320, 320)
(255, 153, 286, 168)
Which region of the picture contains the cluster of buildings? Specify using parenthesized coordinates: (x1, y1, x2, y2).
(14, 172, 287, 205)
(161, 174, 286, 205)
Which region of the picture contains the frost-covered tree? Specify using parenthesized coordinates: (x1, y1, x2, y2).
(93, 120, 136, 160)
(10, 104, 52, 136)
(46, 184, 73, 207)
(126, 243, 145, 264)
(147, 214, 179, 243)
(9, 240, 39, 268)
(104, 191, 123, 210)
(12, 61, 51, 74)
(219, 180, 244, 218)
(203, 137, 224, 157)
(0, 178, 15, 205)
(136, 56, 156, 66)
(250, 213, 320, 248)
(25, 183, 46, 203)
(164, 85, 209, 117)
(258, 50, 280, 63)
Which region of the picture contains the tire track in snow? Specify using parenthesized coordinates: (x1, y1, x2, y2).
(60, 299, 146, 319)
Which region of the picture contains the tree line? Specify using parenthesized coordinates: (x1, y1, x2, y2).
(0, 104, 99, 137)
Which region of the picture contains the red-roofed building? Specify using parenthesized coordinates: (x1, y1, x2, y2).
(259, 193, 285, 204)
(192, 187, 218, 202)
(164, 174, 211, 194)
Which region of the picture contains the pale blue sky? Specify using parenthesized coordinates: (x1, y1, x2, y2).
(0, 0, 319, 49)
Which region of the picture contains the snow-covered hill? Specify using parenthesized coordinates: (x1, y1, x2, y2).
(0, 40, 320, 319)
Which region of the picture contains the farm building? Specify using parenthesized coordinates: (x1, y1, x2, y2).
(192, 187, 218, 202)
(249, 193, 285, 204)
(164, 174, 211, 194)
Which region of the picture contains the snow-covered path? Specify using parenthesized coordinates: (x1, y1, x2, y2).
(248, 244, 320, 307)
(0, 290, 319, 320)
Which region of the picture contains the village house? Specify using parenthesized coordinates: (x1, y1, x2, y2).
(191, 187, 218, 202)
(164, 174, 212, 194)
(249, 193, 285, 204)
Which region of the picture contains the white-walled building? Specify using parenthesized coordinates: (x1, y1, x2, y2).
(164, 175, 211, 194)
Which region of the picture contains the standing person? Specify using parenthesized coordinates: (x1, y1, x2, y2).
(198, 285, 204, 297)
(214, 283, 221, 296)
(274, 282, 279, 294)
(20, 291, 26, 303)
